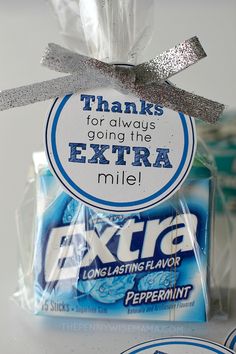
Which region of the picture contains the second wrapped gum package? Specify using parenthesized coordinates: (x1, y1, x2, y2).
(14, 0, 231, 324)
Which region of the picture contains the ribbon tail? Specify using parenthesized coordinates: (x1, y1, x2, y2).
(0, 73, 110, 111)
(135, 36, 207, 84)
(132, 82, 225, 123)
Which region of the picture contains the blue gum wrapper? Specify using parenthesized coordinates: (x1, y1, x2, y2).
(33, 153, 213, 322)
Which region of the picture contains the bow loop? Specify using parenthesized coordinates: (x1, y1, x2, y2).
(41, 43, 113, 76)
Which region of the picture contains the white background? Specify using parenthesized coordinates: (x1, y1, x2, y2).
(0, 1, 236, 353)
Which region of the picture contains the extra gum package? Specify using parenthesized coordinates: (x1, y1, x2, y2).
(33, 152, 212, 321)
(14, 0, 231, 324)
(15, 146, 230, 322)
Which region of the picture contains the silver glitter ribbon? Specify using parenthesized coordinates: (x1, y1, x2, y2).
(0, 37, 224, 123)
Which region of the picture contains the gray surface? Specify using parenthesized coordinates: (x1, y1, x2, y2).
(0, 1, 236, 353)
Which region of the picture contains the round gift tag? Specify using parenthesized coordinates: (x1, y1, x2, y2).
(122, 337, 235, 354)
(225, 328, 236, 351)
(45, 88, 196, 213)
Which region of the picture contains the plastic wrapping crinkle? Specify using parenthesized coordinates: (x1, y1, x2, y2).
(13, 0, 232, 322)
(14, 143, 232, 322)
(198, 111, 236, 214)
(48, 0, 154, 64)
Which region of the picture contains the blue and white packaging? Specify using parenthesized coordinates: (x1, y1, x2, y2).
(14, 0, 232, 325)
(33, 152, 212, 322)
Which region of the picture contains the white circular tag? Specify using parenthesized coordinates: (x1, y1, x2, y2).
(225, 328, 236, 352)
(45, 88, 196, 213)
(122, 337, 235, 354)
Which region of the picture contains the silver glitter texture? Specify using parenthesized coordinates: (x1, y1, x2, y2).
(0, 37, 224, 123)
(134, 37, 206, 84)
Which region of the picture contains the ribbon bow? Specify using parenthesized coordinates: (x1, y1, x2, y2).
(0, 37, 224, 123)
